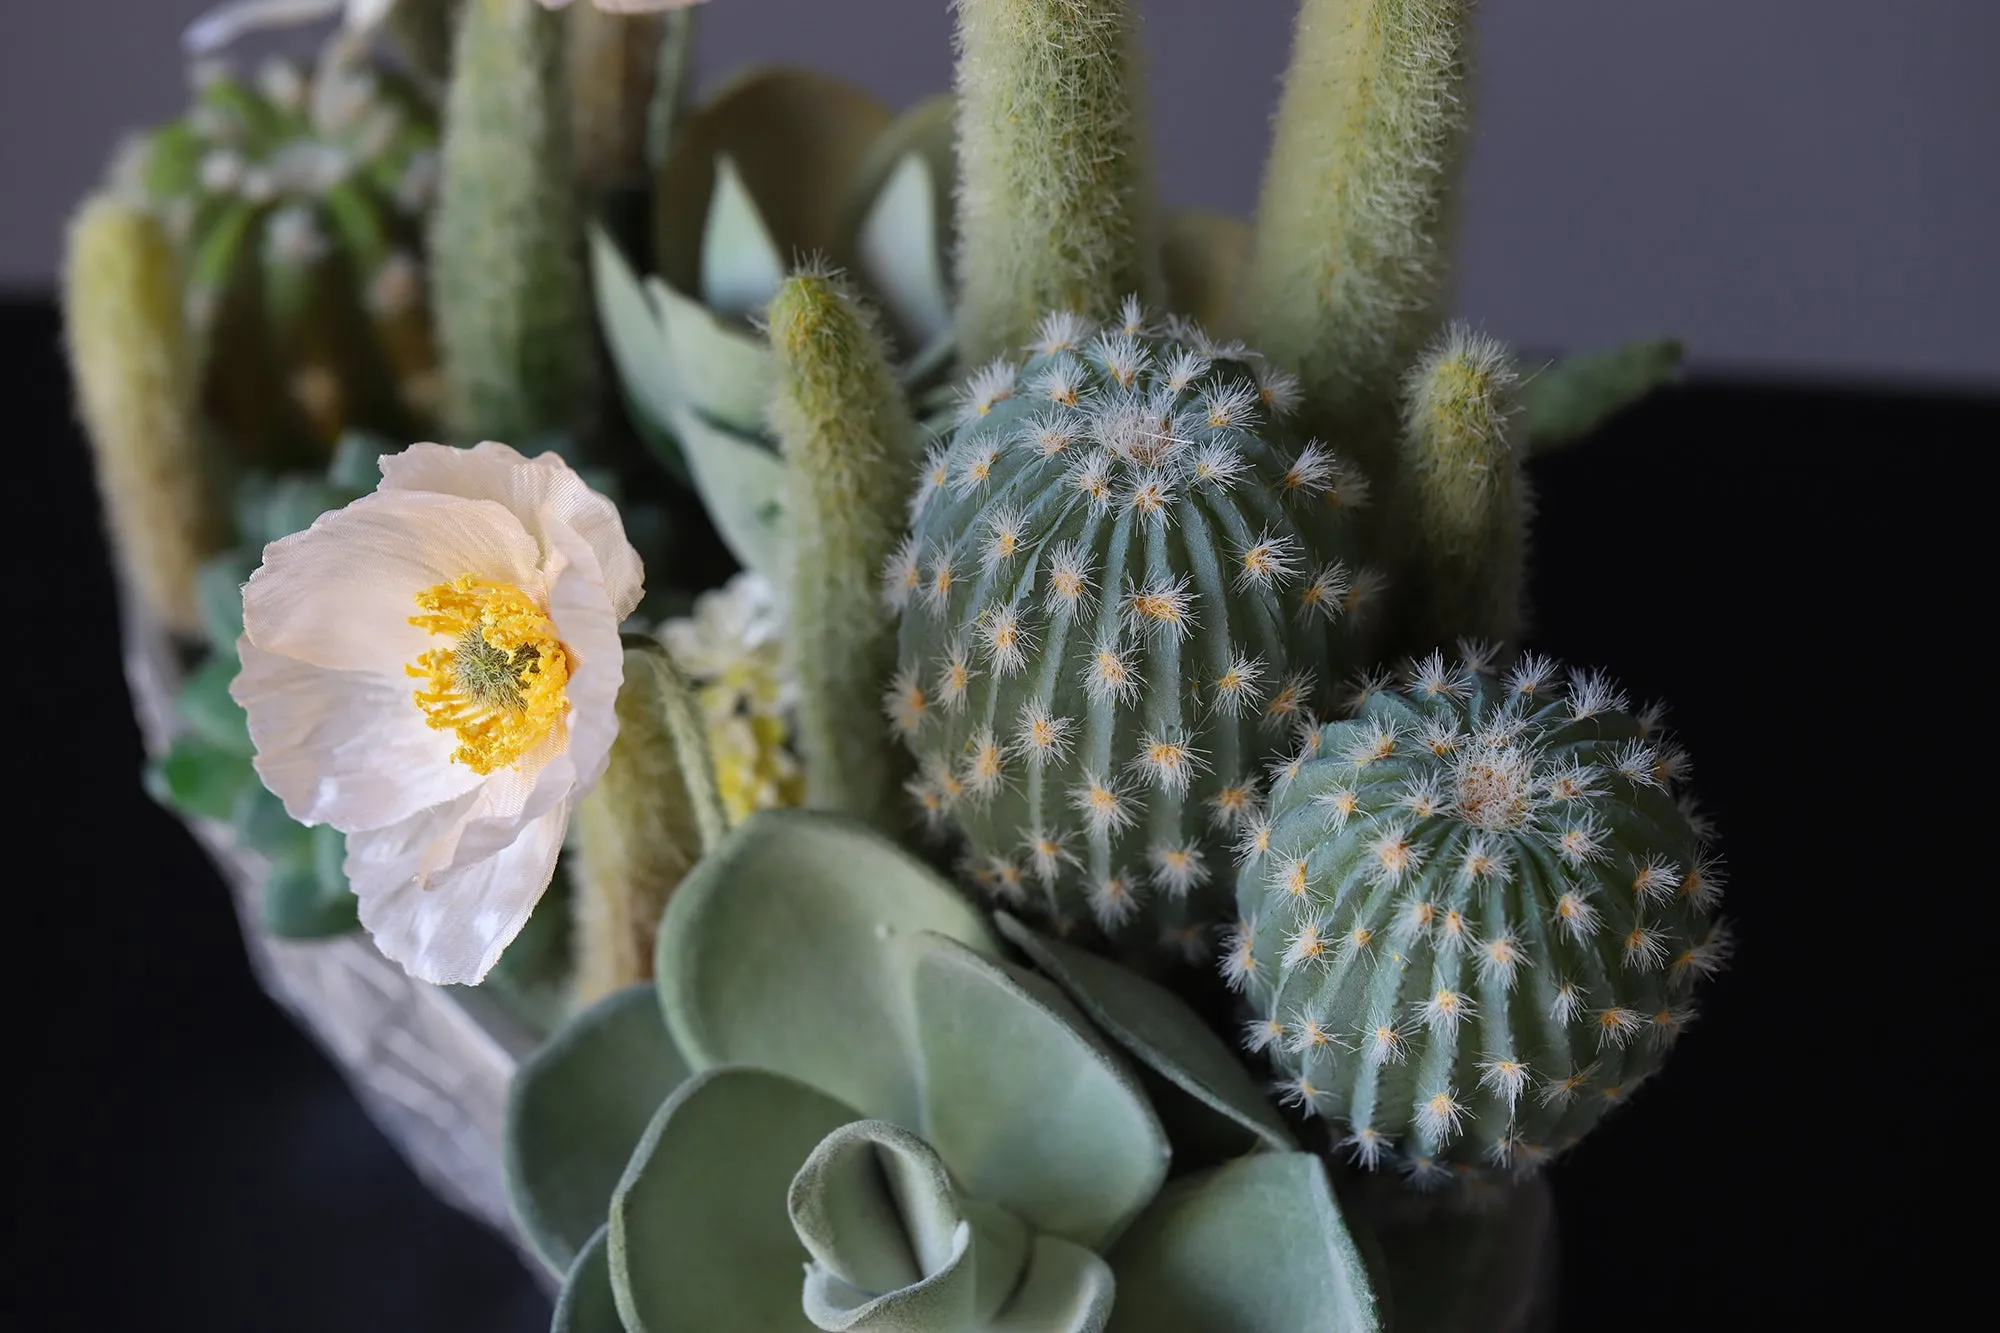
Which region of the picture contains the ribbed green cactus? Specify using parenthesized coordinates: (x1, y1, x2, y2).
(129, 52, 440, 460)
(952, 0, 1161, 363)
(1228, 655, 1729, 1181)
(1244, 0, 1476, 485)
(431, 0, 597, 444)
(62, 195, 224, 636)
(891, 306, 1377, 953)
(768, 271, 919, 832)
(1393, 323, 1526, 653)
(571, 644, 727, 1006)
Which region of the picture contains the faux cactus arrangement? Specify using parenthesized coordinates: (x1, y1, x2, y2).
(65, 1, 1714, 1328)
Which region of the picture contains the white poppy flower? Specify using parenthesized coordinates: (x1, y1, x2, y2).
(230, 442, 644, 985)
(185, 0, 706, 56)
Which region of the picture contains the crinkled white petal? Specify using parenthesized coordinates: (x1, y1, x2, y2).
(232, 639, 479, 832)
(379, 442, 645, 623)
(348, 802, 570, 985)
(242, 489, 539, 676)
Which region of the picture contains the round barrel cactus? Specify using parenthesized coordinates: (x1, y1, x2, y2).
(124, 53, 440, 460)
(1228, 653, 1731, 1181)
(889, 302, 1377, 954)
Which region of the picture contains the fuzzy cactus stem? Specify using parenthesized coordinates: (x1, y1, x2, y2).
(952, 0, 1161, 362)
(62, 196, 223, 636)
(1394, 323, 1526, 653)
(431, 0, 597, 444)
(767, 270, 917, 832)
(572, 643, 726, 1006)
(1245, 0, 1477, 486)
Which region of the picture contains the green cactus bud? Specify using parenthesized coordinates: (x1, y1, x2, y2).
(1228, 654, 1729, 1182)
(1244, 0, 1477, 485)
(571, 644, 727, 1006)
(1393, 324, 1526, 653)
(952, 0, 1161, 363)
(768, 271, 919, 831)
(432, 0, 597, 444)
(62, 195, 224, 635)
(890, 305, 1378, 955)
(130, 53, 441, 462)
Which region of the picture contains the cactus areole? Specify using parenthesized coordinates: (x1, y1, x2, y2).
(889, 303, 1381, 957)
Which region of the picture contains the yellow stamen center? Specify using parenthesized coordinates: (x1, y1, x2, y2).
(408, 577, 569, 775)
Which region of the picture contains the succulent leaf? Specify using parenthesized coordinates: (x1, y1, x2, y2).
(609, 1067, 861, 1332)
(655, 809, 998, 1126)
(506, 984, 692, 1274)
(1104, 1153, 1380, 1333)
(985, 1237, 1115, 1333)
(1232, 658, 1726, 1178)
(551, 1226, 623, 1333)
(1523, 336, 1684, 453)
(995, 912, 1294, 1155)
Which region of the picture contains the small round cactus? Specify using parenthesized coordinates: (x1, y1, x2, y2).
(888, 301, 1378, 954)
(1227, 653, 1730, 1182)
(124, 53, 440, 458)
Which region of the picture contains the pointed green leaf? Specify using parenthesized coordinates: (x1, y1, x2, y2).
(146, 734, 255, 821)
(1523, 337, 1684, 452)
(656, 810, 997, 1127)
(988, 1236, 1115, 1333)
(177, 656, 251, 754)
(648, 274, 775, 434)
(910, 936, 1168, 1249)
(700, 156, 789, 321)
(590, 227, 681, 437)
(609, 1067, 858, 1333)
(506, 984, 693, 1276)
(552, 1226, 625, 1333)
(854, 154, 952, 348)
(662, 404, 791, 584)
(1105, 1154, 1380, 1333)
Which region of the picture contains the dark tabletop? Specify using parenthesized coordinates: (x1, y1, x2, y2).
(11, 297, 1983, 1331)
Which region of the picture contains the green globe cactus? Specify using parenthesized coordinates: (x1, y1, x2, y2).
(126, 51, 440, 460)
(889, 305, 1380, 955)
(1227, 653, 1730, 1182)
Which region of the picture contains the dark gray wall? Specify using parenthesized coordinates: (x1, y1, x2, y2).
(5, 1, 1995, 385)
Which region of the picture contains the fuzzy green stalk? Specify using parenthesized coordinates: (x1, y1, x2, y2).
(572, 644, 727, 1005)
(1394, 323, 1525, 652)
(1244, 0, 1476, 485)
(565, 0, 661, 192)
(767, 272, 916, 831)
(430, 0, 597, 444)
(951, 0, 1160, 363)
(62, 196, 223, 636)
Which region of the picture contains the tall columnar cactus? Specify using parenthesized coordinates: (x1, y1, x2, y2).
(128, 53, 440, 460)
(952, 0, 1161, 363)
(1393, 324, 1526, 653)
(62, 196, 223, 636)
(571, 644, 727, 1005)
(768, 271, 919, 831)
(1244, 0, 1477, 486)
(1229, 655, 1730, 1180)
(431, 0, 597, 444)
(891, 306, 1377, 953)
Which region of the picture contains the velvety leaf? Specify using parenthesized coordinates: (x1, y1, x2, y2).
(910, 936, 1168, 1249)
(789, 1120, 950, 1293)
(1104, 1154, 1380, 1333)
(176, 656, 251, 754)
(590, 227, 681, 438)
(146, 734, 254, 821)
(658, 404, 790, 584)
(987, 1235, 1115, 1333)
(610, 1067, 858, 1333)
(656, 810, 997, 1127)
(506, 984, 692, 1276)
(700, 156, 788, 321)
(1523, 337, 1684, 452)
(551, 1226, 625, 1333)
(648, 275, 776, 434)
(853, 154, 952, 349)
(995, 914, 1293, 1156)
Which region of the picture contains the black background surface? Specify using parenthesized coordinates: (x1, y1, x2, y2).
(10, 296, 1981, 1330)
